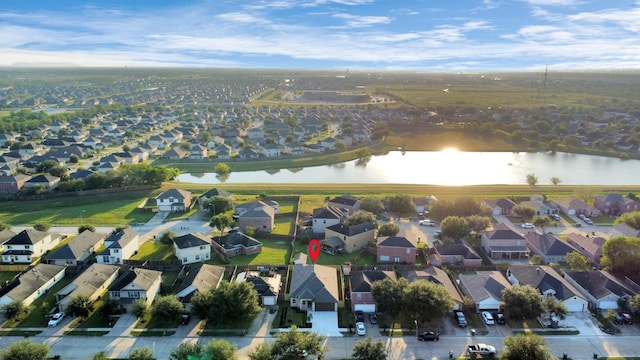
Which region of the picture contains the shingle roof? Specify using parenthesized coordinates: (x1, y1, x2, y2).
(55, 263, 119, 300)
(4, 229, 49, 246)
(156, 188, 191, 200)
(565, 270, 634, 299)
(507, 265, 584, 301)
(484, 223, 526, 240)
(46, 230, 106, 261)
(377, 236, 416, 249)
(312, 206, 344, 220)
(175, 264, 225, 300)
(350, 270, 396, 293)
(290, 264, 339, 304)
(109, 268, 162, 292)
(525, 232, 579, 256)
(458, 271, 510, 303)
(326, 222, 374, 236)
(402, 267, 464, 304)
(173, 232, 211, 249)
(0, 264, 66, 302)
(433, 240, 480, 259)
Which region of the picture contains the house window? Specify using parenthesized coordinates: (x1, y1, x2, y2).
(113, 249, 119, 253)
(128, 292, 140, 298)
(25, 245, 30, 249)
(183, 257, 188, 263)
(200, 246, 205, 250)
(102, 256, 110, 263)
(356, 293, 362, 301)
(195, 255, 200, 260)
(6, 245, 11, 249)
(394, 256, 400, 263)
(380, 255, 390, 262)
(406, 248, 410, 254)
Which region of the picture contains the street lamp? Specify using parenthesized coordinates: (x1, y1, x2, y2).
(415, 319, 418, 360)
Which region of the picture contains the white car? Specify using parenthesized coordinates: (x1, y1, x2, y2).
(48, 312, 65, 327)
(481, 311, 495, 325)
(356, 322, 366, 336)
(521, 223, 534, 229)
(584, 218, 593, 225)
(419, 219, 435, 226)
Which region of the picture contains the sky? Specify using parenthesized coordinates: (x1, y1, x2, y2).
(1, 0, 639, 71)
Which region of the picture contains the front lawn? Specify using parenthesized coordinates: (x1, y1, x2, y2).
(293, 239, 375, 265)
(130, 241, 177, 261)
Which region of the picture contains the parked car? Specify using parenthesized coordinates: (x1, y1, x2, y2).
(521, 223, 534, 229)
(418, 331, 440, 341)
(619, 312, 633, 324)
(369, 313, 378, 324)
(549, 213, 561, 221)
(578, 213, 586, 220)
(419, 219, 435, 226)
(482, 311, 495, 325)
(493, 312, 506, 325)
(48, 312, 65, 327)
(356, 322, 366, 336)
(454, 311, 467, 327)
(355, 310, 364, 322)
(584, 218, 593, 225)
(180, 314, 191, 325)
(614, 313, 625, 324)
(433, 230, 442, 239)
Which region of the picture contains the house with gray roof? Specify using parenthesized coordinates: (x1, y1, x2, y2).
(525, 232, 580, 263)
(212, 232, 262, 258)
(172, 232, 212, 264)
(312, 206, 345, 234)
(481, 223, 529, 260)
(23, 174, 60, 191)
(156, 188, 192, 213)
(430, 239, 482, 267)
(566, 232, 606, 265)
(403, 267, 464, 311)
(236, 270, 281, 306)
(45, 230, 106, 266)
(1, 229, 62, 263)
(610, 223, 640, 238)
(327, 195, 361, 215)
(55, 263, 120, 311)
(458, 271, 511, 312)
(176, 264, 225, 307)
(482, 198, 517, 216)
(349, 269, 396, 313)
(97, 228, 139, 265)
(594, 193, 640, 216)
(325, 222, 375, 253)
(108, 268, 162, 309)
(564, 270, 635, 310)
(289, 264, 339, 312)
(506, 265, 588, 312)
(0, 264, 66, 307)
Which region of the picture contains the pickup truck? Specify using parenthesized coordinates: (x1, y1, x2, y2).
(467, 344, 497, 358)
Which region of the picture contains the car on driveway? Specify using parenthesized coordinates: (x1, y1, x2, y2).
(584, 218, 593, 225)
(355, 310, 364, 323)
(369, 313, 377, 324)
(48, 312, 65, 327)
(418, 331, 440, 341)
(493, 312, 506, 325)
(180, 314, 191, 325)
(433, 230, 442, 239)
(549, 213, 561, 221)
(356, 322, 366, 336)
(482, 311, 495, 325)
(619, 312, 633, 324)
(419, 219, 435, 226)
(521, 223, 534, 229)
(454, 311, 467, 327)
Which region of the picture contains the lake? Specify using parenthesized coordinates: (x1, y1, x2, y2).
(175, 150, 640, 185)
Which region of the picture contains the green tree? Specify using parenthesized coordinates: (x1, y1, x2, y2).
(404, 280, 455, 322)
(78, 225, 96, 233)
(36, 159, 58, 173)
(203, 339, 238, 360)
(68, 294, 94, 319)
(360, 196, 385, 214)
(377, 223, 400, 237)
(429, 197, 481, 221)
(500, 334, 553, 360)
(247, 342, 271, 360)
(91, 352, 108, 360)
(502, 285, 544, 320)
(210, 213, 234, 237)
(152, 295, 185, 323)
(344, 210, 377, 227)
(465, 215, 492, 234)
(100, 298, 121, 317)
(213, 163, 231, 175)
(532, 215, 552, 233)
(131, 298, 148, 318)
(269, 326, 327, 360)
(33, 223, 51, 232)
(526, 173, 539, 186)
(513, 205, 536, 221)
(600, 236, 640, 274)
(630, 293, 640, 313)
(440, 216, 469, 241)
(170, 342, 203, 360)
(158, 230, 177, 245)
(565, 251, 590, 271)
(191, 281, 261, 325)
(542, 296, 568, 320)
(386, 194, 415, 215)
(550, 176, 562, 185)
(0, 339, 50, 360)
(203, 196, 233, 216)
(371, 278, 407, 320)
(352, 337, 387, 360)
(128, 347, 154, 360)
(2, 300, 27, 320)
(614, 210, 640, 230)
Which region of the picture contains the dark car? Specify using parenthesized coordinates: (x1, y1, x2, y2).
(180, 314, 191, 325)
(619, 312, 633, 324)
(418, 331, 440, 341)
(369, 313, 378, 324)
(614, 313, 625, 324)
(493, 312, 506, 325)
(355, 310, 364, 322)
(454, 311, 467, 327)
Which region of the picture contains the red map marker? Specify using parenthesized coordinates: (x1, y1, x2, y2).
(308, 238, 321, 264)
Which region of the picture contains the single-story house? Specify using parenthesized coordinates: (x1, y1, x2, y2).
(236, 271, 282, 306)
(108, 268, 162, 309)
(525, 232, 580, 263)
(55, 263, 120, 311)
(458, 271, 511, 312)
(430, 240, 482, 267)
(289, 264, 339, 312)
(45, 230, 106, 266)
(564, 270, 635, 311)
(176, 264, 225, 307)
(0, 264, 66, 307)
(566, 232, 606, 265)
(212, 232, 262, 258)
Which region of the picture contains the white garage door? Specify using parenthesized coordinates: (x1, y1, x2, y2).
(564, 303, 585, 312)
(354, 304, 376, 313)
(599, 301, 618, 310)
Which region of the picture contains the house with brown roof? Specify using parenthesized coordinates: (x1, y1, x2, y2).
(566, 232, 606, 265)
(237, 203, 275, 232)
(0, 175, 31, 194)
(327, 195, 361, 215)
(325, 222, 375, 253)
(458, 271, 511, 312)
(481, 223, 529, 260)
(55, 263, 120, 311)
(482, 198, 517, 216)
(553, 196, 600, 217)
(594, 193, 640, 216)
(349, 270, 396, 312)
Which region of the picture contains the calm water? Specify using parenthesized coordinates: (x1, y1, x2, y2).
(175, 151, 640, 185)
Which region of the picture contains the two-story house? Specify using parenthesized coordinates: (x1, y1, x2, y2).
(349, 270, 397, 312)
(324, 222, 375, 253)
(109, 268, 162, 310)
(172, 232, 212, 264)
(156, 188, 192, 212)
(376, 236, 417, 264)
(1, 229, 62, 263)
(312, 206, 345, 235)
(327, 195, 361, 215)
(594, 193, 640, 216)
(96, 228, 139, 265)
(481, 223, 529, 260)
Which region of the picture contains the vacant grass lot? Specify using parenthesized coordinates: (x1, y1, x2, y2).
(130, 241, 176, 261)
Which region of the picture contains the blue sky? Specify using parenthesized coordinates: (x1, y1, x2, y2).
(1, 0, 639, 70)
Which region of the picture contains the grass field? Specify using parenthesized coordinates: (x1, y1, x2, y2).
(209, 237, 292, 265)
(130, 241, 176, 261)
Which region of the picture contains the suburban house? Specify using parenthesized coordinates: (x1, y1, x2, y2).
(55, 263, 120, 311)
(376, 236, 417, 264)
(0, 175, 31, 194)
(430, 240, 482, 267)
(506, 265, 588, 312)
(189, 144, 208, 159)
(518, 195, 559, 216)
(45, 230, 106, 266)
(403, 267, 463, 310)
(481, 223, 529, 260)
(236, 199, 279, 215)
(525, 232, 580, 263)
(594, 193, 640, 216)
(97, 228, 140, 265)
(23, 174, 61, 191)
(1, 229, 62, 263)
(312, 206, 345, 234)
(327, 195, 361, 215)
(0, 264, 66, 307)
(349, 269, 397, 312)
(610, 223, 640, 238)
(289, 264, 340, 312)
(324, 222, 375, 253)
(412, 195, 436, 215)
(564, 270, 635, 310)
(108, 268, 162, 309)
(236, 270, 282, 306)
(458, 271, 511, 312)
(553, 197, 601, 217)
(566, 232, 606, 265)
(156, 188, 193, 213)
(172, 232, 212, 264)
(237, 203, 275, 232)
(482, 198, 517, 216)
(198, 188, 232, 203)
(176, 264, 225, 307)
(212, 231, 262, 258)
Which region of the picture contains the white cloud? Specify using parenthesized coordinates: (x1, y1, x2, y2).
(331, 13, 391, 28)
